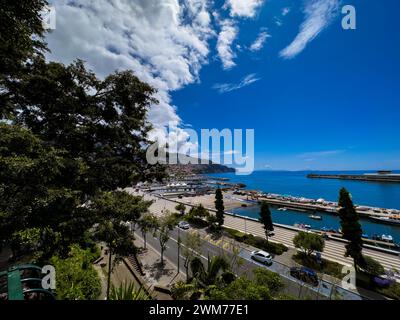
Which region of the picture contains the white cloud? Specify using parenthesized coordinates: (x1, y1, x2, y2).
(282, 7, 291, 16)
(280, 0, 339, 59)
(45, 0, 213, 142)
(299, 150, 345, 158)
(249, 29, 270, 51)
(224, 0, 265, 18)
(213, 73, 260, 93)
(216, 19, 238, 69)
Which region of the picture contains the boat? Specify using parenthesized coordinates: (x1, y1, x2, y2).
(277, 207, 287, 211)
(370, 216, 400, 226)
(309, 214, 322, 220)
(294, 223, 311, 230)
(372, 234, 394, 243)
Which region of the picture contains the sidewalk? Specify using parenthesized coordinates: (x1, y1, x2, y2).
(134, 235, 185, 299)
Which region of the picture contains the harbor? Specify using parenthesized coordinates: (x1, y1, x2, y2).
(134, 170, 400, 248)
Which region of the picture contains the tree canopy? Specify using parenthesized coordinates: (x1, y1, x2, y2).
(214, 188, 225, 227)
(0, 2, 165, 263)
(293, 231, 325, 258)
(259, 202, 274, 242)
(338, 188, 364, 267)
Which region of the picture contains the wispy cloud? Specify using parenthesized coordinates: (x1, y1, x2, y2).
(249, 29, 271, 52)
(280, 0, 339, 59)
(299, 149, 345, 158)
(282, 7, 291, 16)
(217, 19, 238, 69)
(224, 0, 265, 18)
(213, 73, 261, 93)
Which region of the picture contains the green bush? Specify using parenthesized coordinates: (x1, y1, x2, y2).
(223, 228, 288, 255)
(377, 282, 400, 300)
(50, 244, 101, 300)
(360, 256, 385, 276)
(292, 252, 345, 279)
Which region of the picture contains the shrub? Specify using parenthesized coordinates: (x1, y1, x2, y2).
(222, 228, 288, 255)
(50, 244, 101, 300)
(292, 252, 345, 279)
(377, 282, 400, 300)
(360, 256, 385, 276)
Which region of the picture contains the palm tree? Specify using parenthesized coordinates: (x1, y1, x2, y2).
(109, 282, 150, 300)
(190, 255, 231, 287)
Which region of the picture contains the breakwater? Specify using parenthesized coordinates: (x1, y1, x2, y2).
(307, 173, 400, 183)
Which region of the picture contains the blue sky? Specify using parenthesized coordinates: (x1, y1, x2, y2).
(172, 0, 400, 171)
(46, 0, 400, 171)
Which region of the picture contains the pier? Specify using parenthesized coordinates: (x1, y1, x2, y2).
(307, 172, 400, 183)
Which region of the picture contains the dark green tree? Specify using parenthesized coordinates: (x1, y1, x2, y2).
(154, 212, 177, 265)
(0, 0, 48, 116)
(175, 203, 186, 215)
(259, 202, 274, 243)
(214, 188, 225, 228)
(293, 232, 325, 259)
(190, 255, 230, 287)
(0, 0, 166, 261)
(188, 204, 209, 220)
(338, 188, 364, 269)
(50, 244, 101, 300)
(137, 213, 158, 249)
(92, 190, 152, 299)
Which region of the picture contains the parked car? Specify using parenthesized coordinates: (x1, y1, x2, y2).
(290, 267, 319, 287)
(250, 250, 272, 265)
(178, 221, 190, 230)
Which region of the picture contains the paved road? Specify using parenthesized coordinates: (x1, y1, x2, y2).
(130, 190, 400, 272)
(137, 226, 365, 300)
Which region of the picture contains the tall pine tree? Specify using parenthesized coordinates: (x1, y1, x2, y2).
(215, 188, 225, 228)
(259, 202, 274, 243)
(338, 188, 364, 269)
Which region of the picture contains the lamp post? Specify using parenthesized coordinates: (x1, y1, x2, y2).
(177, 227, 181, 274)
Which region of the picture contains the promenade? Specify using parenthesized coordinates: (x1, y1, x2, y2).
(127, 188, 400, 273)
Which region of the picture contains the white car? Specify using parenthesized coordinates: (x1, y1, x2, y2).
(178, 221, 190, 230)
(251, 250, 272, 265)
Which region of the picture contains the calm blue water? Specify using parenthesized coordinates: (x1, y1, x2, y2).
(231, 205, 400, 244)
(208, 170, 400, 209)
(208, 170, 400, 243)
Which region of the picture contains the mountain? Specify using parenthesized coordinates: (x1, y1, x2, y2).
(166, 154, 235, 175)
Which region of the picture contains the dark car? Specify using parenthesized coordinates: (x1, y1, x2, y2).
(290, 267, 319, 287)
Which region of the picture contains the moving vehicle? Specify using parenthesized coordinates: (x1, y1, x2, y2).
(290, 267, 319, 287)
(250, 250, 273, 265)
(178, 221, 190, 230)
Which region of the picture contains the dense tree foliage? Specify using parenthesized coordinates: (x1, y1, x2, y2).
(0, 2, 165, 264)
(338, 188, 364, 268)
(0, 0, 48, 116)
(154, 212, 177, 264)
(214, 188, 225, 228)
(293, 232, 325, 258)
(259, 202, 274, 243)
(207, 268, 284, 300)
(137, 213, 158, 249)
(50, 245, 101, 300)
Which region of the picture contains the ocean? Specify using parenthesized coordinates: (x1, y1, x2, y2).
(207, 170, 400, 243)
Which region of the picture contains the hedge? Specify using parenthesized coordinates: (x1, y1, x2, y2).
(223, 227, 288, 256)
